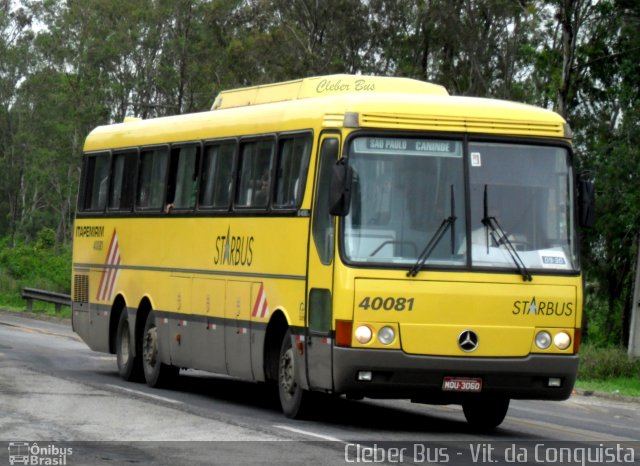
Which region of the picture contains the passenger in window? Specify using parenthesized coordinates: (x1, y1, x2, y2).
(254, 171, 270, 206)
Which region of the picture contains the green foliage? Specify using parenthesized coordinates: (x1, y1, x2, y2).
(583, 292, 616, 347)
(0, 232, 71, 308)
(578, 344, 640, 380)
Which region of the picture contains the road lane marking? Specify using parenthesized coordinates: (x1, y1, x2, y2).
(273, 424, 343, 442)
(107, 384, 184, 406)
(92, 355, 116, 361)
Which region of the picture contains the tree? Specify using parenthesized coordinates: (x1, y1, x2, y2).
(0, 1, 36, 245)
(555, 0, 640, 346)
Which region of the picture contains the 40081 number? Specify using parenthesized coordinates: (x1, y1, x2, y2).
(358, 296, 415, 311)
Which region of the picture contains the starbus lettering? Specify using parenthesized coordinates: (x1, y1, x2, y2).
(214, 226, 254, 266)
(512, 297, 573, 316)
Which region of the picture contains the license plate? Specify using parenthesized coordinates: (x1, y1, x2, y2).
(442, 377, 483, 392)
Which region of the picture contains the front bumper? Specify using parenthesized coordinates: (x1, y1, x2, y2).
(333, 347, 578, 403)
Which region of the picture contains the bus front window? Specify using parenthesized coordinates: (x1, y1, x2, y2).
(468, 142, 577, 272)
(344, 137, 466, 268)
(343, 137, 577, 275)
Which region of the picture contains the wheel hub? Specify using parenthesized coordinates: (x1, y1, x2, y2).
(143, 326, 158, 367)
(279, 348, 296, 396)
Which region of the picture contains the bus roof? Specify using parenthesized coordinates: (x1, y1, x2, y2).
(84, 75, 568, 152)
(211, 74, 449, 110)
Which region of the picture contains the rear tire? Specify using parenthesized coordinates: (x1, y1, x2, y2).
(115, 311, 143, 381)
(141, 311, 178, 388)
(278, 329, 310, 418)
(462, 397, 510, 431)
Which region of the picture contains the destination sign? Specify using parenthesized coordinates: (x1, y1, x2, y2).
(352, 137, 462, 157)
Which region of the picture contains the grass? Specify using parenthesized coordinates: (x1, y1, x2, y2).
(576, 343, 640, 398)
(25, 303, 71, 319)
(0, 302, 71, 319)
(575, 378, 640, 398)
(0, 231, 72, 319)
(578, 344, 640, 379)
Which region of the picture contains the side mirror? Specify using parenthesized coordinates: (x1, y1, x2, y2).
(329, 158, 353, 216)
(577, 173, 595, 227)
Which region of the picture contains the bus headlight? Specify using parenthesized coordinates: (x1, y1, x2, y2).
(354, 325, 373, 344)
(554, 332, 571, 350)
(535, 331, 552, 350)
(377, 326, 395, 345)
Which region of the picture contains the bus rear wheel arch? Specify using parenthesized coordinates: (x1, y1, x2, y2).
(264, 310, 288, 383)
(115, 309, 143, 382)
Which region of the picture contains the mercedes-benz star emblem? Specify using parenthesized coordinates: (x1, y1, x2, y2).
(458, 330, 479, 352)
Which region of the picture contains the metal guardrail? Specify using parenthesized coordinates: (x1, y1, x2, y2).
(21, 287, 71, 312)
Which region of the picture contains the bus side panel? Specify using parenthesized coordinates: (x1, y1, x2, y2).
(191, 278, 227, 374)
(71, 300, 90, 348)
(156, 313, 172, 366)
(88, 301, 111, 353)
(71, 267, 110, 353)
(168, 275, 194, 368)
(224, 281, 254, 379)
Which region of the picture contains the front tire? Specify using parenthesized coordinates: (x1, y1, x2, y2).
(278, 330, 310, 418)
(115, 310, 143, 381)
(141, 311, 178, 388)
(462, 397, 510, 431)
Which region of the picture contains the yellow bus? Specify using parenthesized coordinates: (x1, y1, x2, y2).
(72, 74, 594, 429)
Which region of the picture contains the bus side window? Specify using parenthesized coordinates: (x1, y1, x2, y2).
(82, 153, 110, 212)
(274, 135, 312, 209)
(199, 142, 236, 210)
(108, 151, 137, 211)
(236, 140, 274, 208)
(167, 145, 200, 211)
(312, 138, 339, 264)
(136, 148, 168, 211)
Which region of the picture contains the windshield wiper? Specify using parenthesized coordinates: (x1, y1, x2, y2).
(407, 185, 456, 277)
(482, 185, 532, 282)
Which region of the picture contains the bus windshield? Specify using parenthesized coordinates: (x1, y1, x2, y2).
(344, 136, 467, 267)
(468, 142, 577, 272)
(343, 136, 578, 274)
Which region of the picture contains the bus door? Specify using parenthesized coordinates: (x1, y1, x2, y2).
(305, 134, 340, 390)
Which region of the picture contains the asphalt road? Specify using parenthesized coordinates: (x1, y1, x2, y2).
(1, 310, 638, 465)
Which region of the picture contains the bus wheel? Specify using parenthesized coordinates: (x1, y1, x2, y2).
(278, 329, 309, 418)
(141, 312, 178, 388)
(115, 311, 143, 381)
(462, 397, 510, 431)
